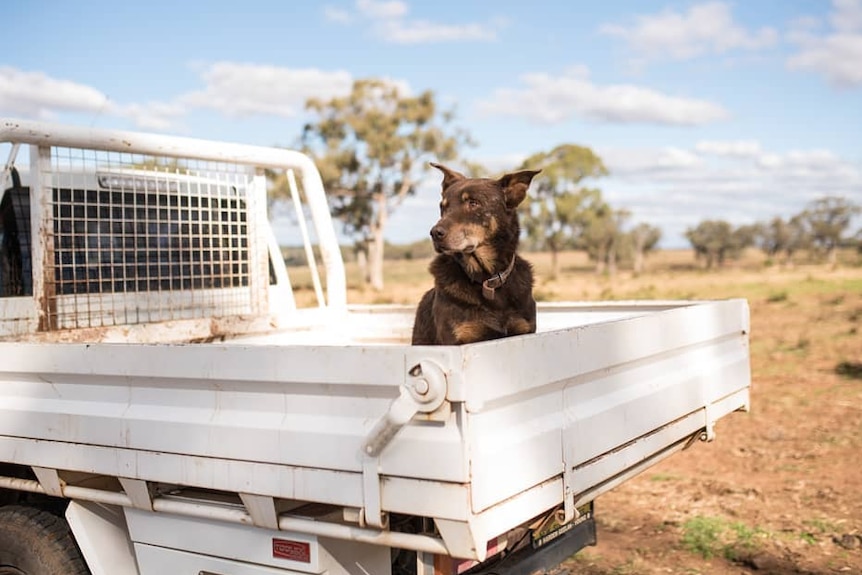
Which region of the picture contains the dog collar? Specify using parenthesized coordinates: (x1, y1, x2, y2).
(482, 256, 516, 300)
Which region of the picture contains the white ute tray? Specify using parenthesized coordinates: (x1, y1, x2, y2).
(0, 299, 750, 560)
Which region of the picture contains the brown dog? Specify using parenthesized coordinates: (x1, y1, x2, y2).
(411, 163, 541, 345)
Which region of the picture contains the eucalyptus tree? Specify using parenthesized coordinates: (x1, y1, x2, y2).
(629, 222, 662, 274)
(802, 196, 860, 266)
(519, 144, 608, 278)
(291, 78, 471, 290)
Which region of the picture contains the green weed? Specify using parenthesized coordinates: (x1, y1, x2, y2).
(681, 516, 768, 561)
(767, 290, 789, 303)
(681, 516, 725, 559)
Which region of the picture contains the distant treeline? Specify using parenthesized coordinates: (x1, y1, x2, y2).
(685, 196, 860, 268)
(281, 193, 861, 273)
(280, 241, 434, 267)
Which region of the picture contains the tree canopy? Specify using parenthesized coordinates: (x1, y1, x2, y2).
(685, 220, 755, 268)
(519, 144, 609, 278)
(279, 78, 471, 290)
(754, 215, 809, 266)
(802, 196, 860, 266)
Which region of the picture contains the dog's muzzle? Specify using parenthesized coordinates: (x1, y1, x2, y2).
(430, 224, 476, 254)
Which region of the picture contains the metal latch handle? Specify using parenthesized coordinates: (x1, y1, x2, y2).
(363, 360, 447, 457)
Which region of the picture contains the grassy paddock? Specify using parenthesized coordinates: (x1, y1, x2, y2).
(288, 247, 862, 306)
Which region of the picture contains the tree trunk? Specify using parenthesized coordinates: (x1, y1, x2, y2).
(607, 240, 618, 276)
(633, 248, 645, 275)
(550, 246, 559, 280)
(368, 191, 387, 291)
(355, 245, 370, 284)
(594, 244, 608, 275)
(594, 247, 606, 274)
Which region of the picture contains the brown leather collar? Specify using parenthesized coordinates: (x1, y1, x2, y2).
(482, 256, 516, 300)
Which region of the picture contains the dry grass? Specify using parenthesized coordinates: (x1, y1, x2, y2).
(290, 247, 862, 307)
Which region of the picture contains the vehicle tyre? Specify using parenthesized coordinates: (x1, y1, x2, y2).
(0, 505, 90, 575)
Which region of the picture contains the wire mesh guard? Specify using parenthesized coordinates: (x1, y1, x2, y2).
(46, 147, 265, 330)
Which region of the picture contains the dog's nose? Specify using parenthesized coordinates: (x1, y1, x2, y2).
(431, 225, 446, 241)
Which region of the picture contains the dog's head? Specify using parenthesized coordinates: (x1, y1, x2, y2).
(428, 163, 540, 261)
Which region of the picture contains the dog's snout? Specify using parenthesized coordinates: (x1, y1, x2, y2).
(431, 225, 446, 241)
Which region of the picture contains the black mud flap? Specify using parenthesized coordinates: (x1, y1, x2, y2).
(465, 502, 597, 575)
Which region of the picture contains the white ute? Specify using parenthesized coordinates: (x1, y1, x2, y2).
(0, 118, 751, 575)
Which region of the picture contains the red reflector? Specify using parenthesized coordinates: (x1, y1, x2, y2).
(272, 538, 311, 563)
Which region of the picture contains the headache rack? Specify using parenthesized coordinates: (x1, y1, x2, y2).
(0, 118, 346, 340)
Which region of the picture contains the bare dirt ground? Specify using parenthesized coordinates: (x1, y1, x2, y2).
(549, 262, 862, 575)
(334, 249, 862, 575)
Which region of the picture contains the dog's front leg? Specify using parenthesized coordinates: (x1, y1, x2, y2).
(447, 317, 508, 344)
(505, 315, 536, 336)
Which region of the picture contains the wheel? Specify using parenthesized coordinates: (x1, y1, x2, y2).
(0, 506, 90, 575)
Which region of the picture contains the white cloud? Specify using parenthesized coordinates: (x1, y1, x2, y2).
(787, 0, 862, 87)
(356, 0, 408, 20)
(0, 66, 109, 118)
(600, 2, 778, 64)
(655, 147, 703, 169)
(756, 153, 783, 169)
(0, 66, 184, 130)
(600, 147, 704, 175)
(597, 143, 862, 247)
(180, 63, 354, 118)
(787, 16, 823, 36)
(787, 35, 862, 87)
(339, 0, 502, 43)
(470, 153, 529, 175)
(178, 63, 411, 121)
(0, 63, 387, 131)
(695, 140, 762, 158)
(376, 18, 498, 43)
(609, 144, 852, 182)
(323, 5, 351, 24)
(784, 149, 841, 166)
(830, 0, 862, 32)
(476, 65, 729, 126)
(757, 149, 845, 173)
(117, 101, 186, 131)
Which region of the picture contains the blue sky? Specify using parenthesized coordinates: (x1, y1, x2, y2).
(3, 0, 861, 247)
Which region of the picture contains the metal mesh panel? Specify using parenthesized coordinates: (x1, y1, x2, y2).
(45, 147, 263, 330)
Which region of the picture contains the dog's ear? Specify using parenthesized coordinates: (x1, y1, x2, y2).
(498, 169, 540, 209)
(430, 162, 466, 190)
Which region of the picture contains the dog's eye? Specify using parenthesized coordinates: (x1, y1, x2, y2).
(466, 198, 481, 209)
